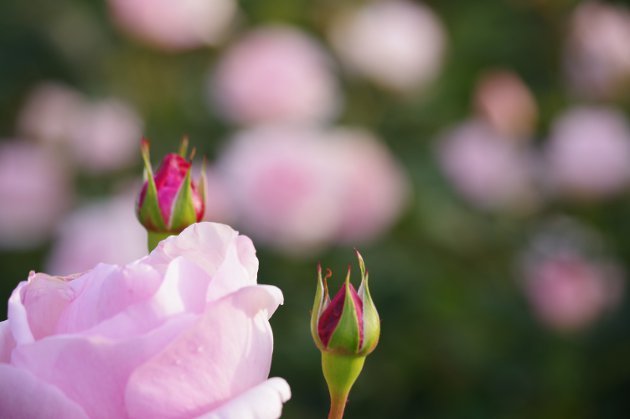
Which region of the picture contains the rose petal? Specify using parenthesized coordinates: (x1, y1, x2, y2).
(148, 222, 258, 300)
(57, 263, 161, 334)
(18, 272, 76, 340)
(0, 364, 88, 419)
(11, 314, 195, 419)
(0, 320, 15, 362)
(196, 377, 291, 419)
(125, 285, 282, 419)
(8, 281, 34, 344)
(151, 256, 211, 315)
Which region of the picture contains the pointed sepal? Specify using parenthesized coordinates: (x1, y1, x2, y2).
(326, 267, 363, 355)
(137, 138, 167, 231)
(168, 168, 198, 231)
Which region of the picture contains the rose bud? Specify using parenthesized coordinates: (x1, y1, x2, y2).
(311, 250, 380, 419)
(137, 137, 206, 250)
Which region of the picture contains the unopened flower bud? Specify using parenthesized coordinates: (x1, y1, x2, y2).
(311, 250, 380, 419)
(136, 138, 206, 250)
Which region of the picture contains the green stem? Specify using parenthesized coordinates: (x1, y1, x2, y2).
(328, 389, 350, 419)
(322, 353, 366, 419)
(147, 231, 172, 252)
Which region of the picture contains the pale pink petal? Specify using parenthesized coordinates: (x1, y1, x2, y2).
(0, 364, 88, 419)
(0, 321, 15, 362)
(151, 256, 211, 316)
(8, 281, 34, 344)
(125, 285, 282, 419)
(57, 263, 161, 334)
(197, 377, 291, 419)
(14, 272, 75, 341)
(148, 222, 258, 298)
(12, 315, 195, 419)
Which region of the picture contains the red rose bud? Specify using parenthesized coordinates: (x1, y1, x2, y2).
(137, 137, 206, 250)
(311, 250, 380, 419)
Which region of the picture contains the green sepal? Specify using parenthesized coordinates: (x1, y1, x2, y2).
(168, 168, 198, 231)
(199, 156, 208, 205)
(327, 268, 361, 354)
(356, 250, 380, 355)
(311, 265, 332, 351)
(138, 140, 167, 232)
(178, 136, 189, 158)
(358, 273, 380, 356)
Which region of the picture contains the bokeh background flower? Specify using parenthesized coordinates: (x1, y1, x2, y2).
(2, 0, 630, 417)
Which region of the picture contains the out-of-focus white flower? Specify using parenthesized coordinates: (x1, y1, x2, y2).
(437, 120, 538, 212)
(327, 128, 409, 244)
(17, 83, 84, 145)
(217, 126, 340, 254)
(107, 0, 237, 50)
(521, 219, 624, 332)
(18, 83, 143, 173)
(211, 26, 340, 126)
(329, 0, 446, 92)
(474, 70, 538, 139)
(46, 189, 147, 275)
(0, 141, 71, 249)
(565, 1, 630, 99)
(544, 107, 630, 199)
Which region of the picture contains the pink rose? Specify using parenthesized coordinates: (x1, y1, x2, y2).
(436, 120, 539, 212)
(0, 222, 290, 418)
(0, 141, 72, 249)
(543, 106, 630, 199)
(520, 219, 624, 332)
(564, 1, 630, 99)
(46, 189, 147, 276)
(107, 0, 237, 51)
(329, 0, 447, 93)
(210, 26, 340, 125)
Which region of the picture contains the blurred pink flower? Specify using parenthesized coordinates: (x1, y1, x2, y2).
(544, 107, 630, 199)
(107, 0, 237, 50)
(195, 165, 235, 225)
(46, 190, 147, 276)
(1, 222, 290, 418)
(18, 83, 143, 173)
(329, 0, 446, 92)
(437, 120, 539, 212)
(211, 26, 340, 126)
(565, 1, 630, 99)
(17, 83, 84, 146)
(218, 126, 340, 254)
(69, 99, 143, 173)
(0, 141, 71, 249)
(217, 126, 408, 254)
(327, 129, 410, 244)
(521, 220, 624, 332)
(474, 70, 538, 139)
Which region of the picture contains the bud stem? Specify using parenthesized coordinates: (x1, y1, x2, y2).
(322, 352, 366, 419)
(147, 231, 172, 251)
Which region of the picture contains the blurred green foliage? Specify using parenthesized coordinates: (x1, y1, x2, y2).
(2, 0, 630, 418)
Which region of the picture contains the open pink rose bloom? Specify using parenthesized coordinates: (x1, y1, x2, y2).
(0, 222, 290, 418)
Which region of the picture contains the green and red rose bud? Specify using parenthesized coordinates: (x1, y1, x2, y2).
(137, 138, 206, 250)
(311, 250, 380, 419)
